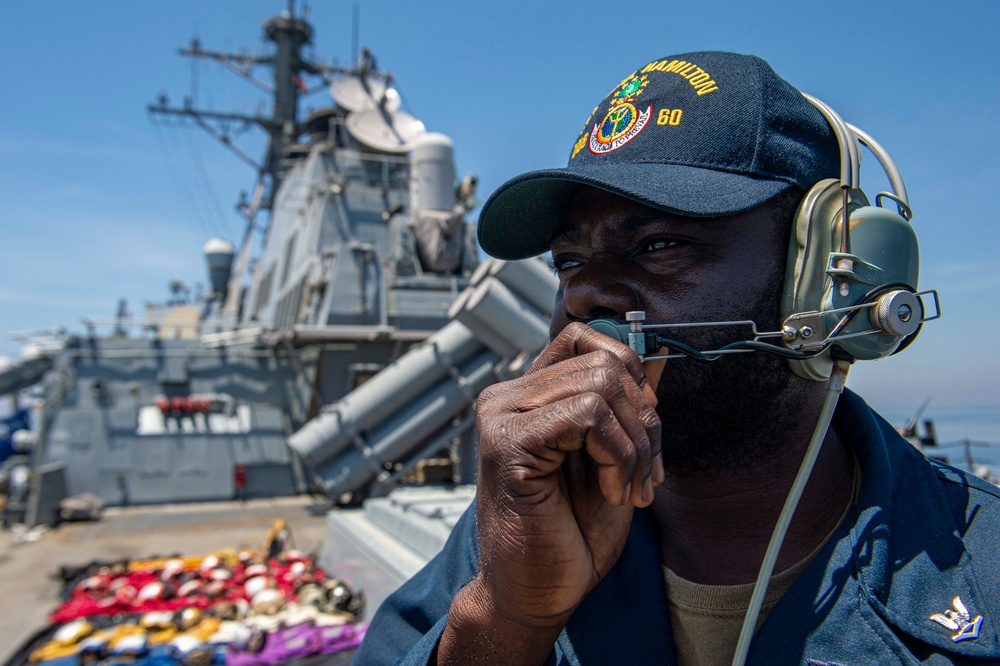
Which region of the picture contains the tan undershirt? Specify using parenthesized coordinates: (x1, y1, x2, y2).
(662, 459, 860, 666)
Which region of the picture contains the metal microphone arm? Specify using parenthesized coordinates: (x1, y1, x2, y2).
(587, 291, 940, 363)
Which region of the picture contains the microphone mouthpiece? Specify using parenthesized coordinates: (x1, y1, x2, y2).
(588, 318, 660, 357)
(588, 318, 630, 345)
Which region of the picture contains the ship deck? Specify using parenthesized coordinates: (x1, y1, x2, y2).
(0, 496, 334, 663)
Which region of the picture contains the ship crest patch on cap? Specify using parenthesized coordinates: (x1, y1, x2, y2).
(587, 74, 652, 156)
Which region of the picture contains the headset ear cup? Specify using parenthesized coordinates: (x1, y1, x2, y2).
(781, 181, 921, 380)
(831, 207, 920, 360)
(781, 179, 848, 381)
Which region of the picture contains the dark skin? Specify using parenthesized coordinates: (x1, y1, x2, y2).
(437, 187, 855, 665)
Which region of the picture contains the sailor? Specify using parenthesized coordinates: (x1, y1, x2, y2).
(353, 52, 1000, 665)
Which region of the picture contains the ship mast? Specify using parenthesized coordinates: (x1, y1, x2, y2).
(148, 2, 385, 317)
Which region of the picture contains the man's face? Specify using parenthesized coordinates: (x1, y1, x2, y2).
(549, 186, 801, 476)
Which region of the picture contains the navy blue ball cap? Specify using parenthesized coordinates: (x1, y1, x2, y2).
(478, 51, 840, 260)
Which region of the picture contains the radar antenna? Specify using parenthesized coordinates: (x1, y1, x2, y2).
(148, 5, 392, 317)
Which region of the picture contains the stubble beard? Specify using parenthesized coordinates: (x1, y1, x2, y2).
(654, 270, 802, 478)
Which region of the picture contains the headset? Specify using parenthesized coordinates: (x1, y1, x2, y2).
(589, 94, 940, 380)
(781, 94, 938, 379)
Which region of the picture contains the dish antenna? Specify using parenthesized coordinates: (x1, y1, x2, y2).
(330, 76, 401, 113)
(346, 108, 426, 153)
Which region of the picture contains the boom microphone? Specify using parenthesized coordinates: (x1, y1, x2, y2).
(588, 288, 939, 364)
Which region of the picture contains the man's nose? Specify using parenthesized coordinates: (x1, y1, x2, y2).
(559, 252, 640, 323)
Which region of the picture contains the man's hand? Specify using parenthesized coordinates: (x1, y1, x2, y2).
(437, 322, 664, 665)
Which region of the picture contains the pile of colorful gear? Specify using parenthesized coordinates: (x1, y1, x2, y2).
(24, 524, 366, 666)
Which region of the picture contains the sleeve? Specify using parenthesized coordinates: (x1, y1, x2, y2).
(350, 501, 481, 666)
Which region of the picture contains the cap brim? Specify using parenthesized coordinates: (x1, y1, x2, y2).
(477, 163, 793, 260)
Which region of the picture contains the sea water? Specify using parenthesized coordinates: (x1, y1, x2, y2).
(872, 402, 1000, 469)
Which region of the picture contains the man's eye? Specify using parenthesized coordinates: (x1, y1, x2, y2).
(548, 257, 583, 273)
(643, 239, 680, 252)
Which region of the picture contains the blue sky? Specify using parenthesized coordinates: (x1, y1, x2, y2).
(1, 1, 998, 440)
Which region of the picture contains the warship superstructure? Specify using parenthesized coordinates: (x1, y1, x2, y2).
(1, 6, 555, 524)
